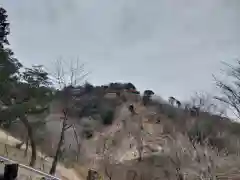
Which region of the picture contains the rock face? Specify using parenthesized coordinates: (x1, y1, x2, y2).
(79, 103, 167, 166)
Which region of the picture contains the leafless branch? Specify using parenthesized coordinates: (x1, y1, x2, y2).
(213, 60, 240, 119)
(214, 78, 240, 118)
(63, 124, 72, 131)
(104, 165, 113, 180)
(49, 58, 87, 175)
(72, 124, 81, 161)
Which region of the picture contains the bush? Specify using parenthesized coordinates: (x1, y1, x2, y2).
(229, 122, 240, 135)
(101, 110, 114, 125)
(166, 111, 177, 119)
(78, 102, 99, 118)
(142, 95, 149, 106)
(207, 136, 226, 151)
(161, 105, 177, 119)
(125, 83, 136, 90)
(187, 119, 215, 145)
(84, 82, 94, 93)
(82, 129, 94, 139)
(187, 124, 203, 144)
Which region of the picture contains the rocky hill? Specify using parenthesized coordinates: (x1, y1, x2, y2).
(82, 100, 240, 180)
(66, 84, 240, 180)
(3, 82, 240, 180)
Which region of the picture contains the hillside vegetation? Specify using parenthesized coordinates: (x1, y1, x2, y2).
(5, 82, 240, 180)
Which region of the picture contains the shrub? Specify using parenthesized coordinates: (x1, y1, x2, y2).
(142, 95, 149, 106)
(188, 125, 204, 144)
(125, 83, 136, 90)
(162, 105, 177, 119)
(166, 110, 177, 119)
(121, 94, 127, 102)
(143, 90, 154, 97)
(187, 119, 215, 145)
(82, 129, 94, 139)
(101, 110, 114, 125)
(142, 90, 154, 106)
(229, 122, 240, 135)
(84, 82, 94, 93)
(78, 101, 99, 118)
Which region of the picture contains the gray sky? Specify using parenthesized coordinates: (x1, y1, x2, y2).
(1, 0, 240, 101)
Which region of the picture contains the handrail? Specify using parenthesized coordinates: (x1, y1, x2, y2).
(0, 155, 61, 180)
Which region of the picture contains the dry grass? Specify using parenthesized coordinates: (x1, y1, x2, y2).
(84, 102, 240, 180)
(0, 130, 83, 180)
(2, 98, 240, 179)
(95, 134, 240, 180)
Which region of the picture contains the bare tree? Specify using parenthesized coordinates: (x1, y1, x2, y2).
(142, 90, 154, 106)
(0, 102, 39, 167)
(190, 106, 200, 117)
(188, 91, 226, 117)
(213, 60, 240, 119)
(104, 163, 113, 180)
(49, 107, 72, 174)
(136, 135, 144, 162)
(190, 92, 216, 113)
(72, 124, 81, 161)
(49, 58, 87, 175)
(20, 115, 37, 167)
(15, 114, 48, 158)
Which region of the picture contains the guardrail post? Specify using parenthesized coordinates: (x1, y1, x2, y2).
(2, 163, 19, 179)
(0, 155, 60, 180)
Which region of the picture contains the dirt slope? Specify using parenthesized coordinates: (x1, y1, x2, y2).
(0, 129, 82, 180)
(83, 102, 240, 179)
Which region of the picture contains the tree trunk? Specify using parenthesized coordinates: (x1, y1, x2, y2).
(24, 138, 29, 157)
(49, 120, 65, 175)
(20, 116, 36, 167)
(73, 126, 81, 161)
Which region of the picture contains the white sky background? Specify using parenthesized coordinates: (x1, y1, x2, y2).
(1, 0, 240, 102)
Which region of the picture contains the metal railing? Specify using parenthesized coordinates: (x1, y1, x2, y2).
(0, 155, 61, 180)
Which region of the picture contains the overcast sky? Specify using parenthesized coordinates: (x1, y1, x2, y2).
(1, 0, 240, 101)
